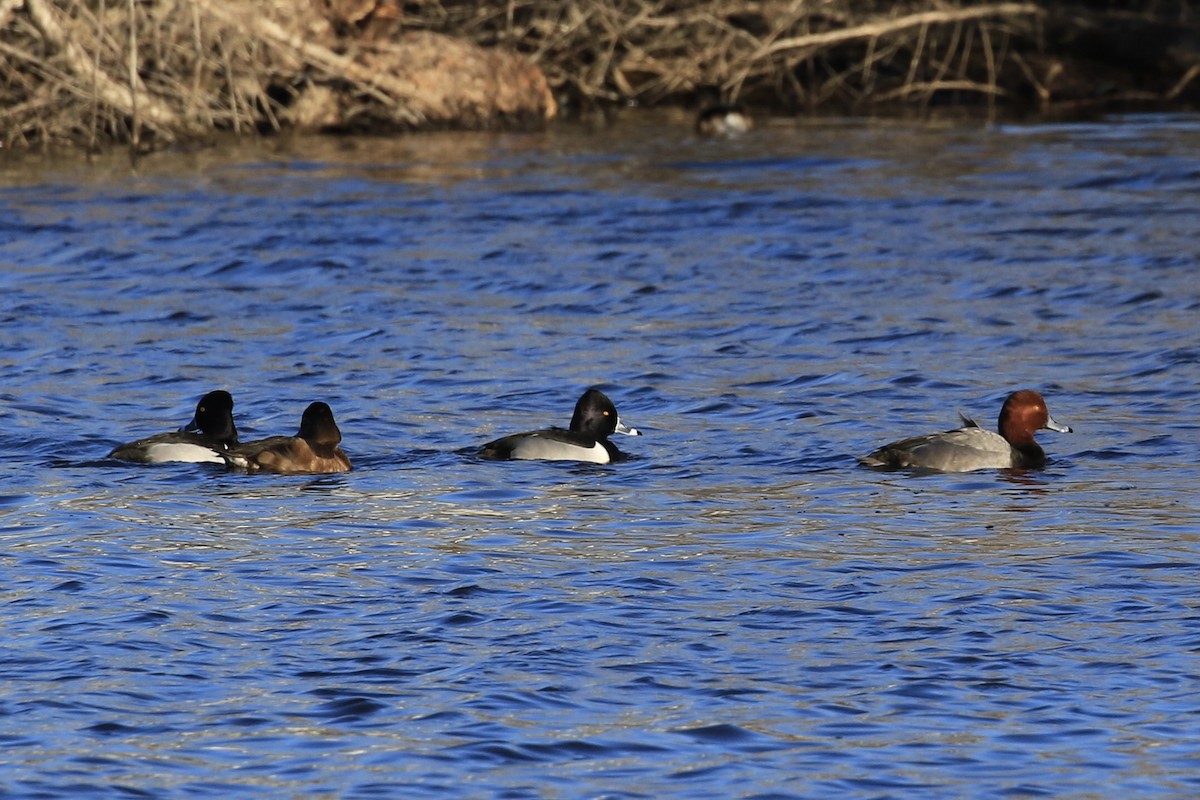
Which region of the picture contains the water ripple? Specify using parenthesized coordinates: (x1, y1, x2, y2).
(0, 115, 1198, 798)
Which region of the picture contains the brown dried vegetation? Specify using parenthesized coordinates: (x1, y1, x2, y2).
(437, 0, 1200, 116)
(1, 0, 1198, 151)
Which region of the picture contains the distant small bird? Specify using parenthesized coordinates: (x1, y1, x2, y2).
(695, 104, 754, 137)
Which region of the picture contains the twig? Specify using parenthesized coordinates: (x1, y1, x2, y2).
(981, 23, 997, 120)
(128, 0, 140, 153)
(876, 79, 1009, 103)
(905, 23, 928, 91)
(190, 2, 204, 122)
(1010, 50, 1051, 105)
(1166, 64, 1200, 100)
(91, 0, 105, 152)
(923, 21, 963, 110)
(956, 22, 975, 82)
(754, 4, 1043, 60)
(217, 36, 240, 132)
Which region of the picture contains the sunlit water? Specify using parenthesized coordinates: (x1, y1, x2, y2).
(1, 112, 1198, 798)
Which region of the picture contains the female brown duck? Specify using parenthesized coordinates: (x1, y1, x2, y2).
(224, 402, 351, 475)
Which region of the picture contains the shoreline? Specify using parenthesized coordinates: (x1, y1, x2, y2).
(2, 1, 1197, 152)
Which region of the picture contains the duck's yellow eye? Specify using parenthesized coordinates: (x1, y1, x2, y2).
(603, 410, 610, 416)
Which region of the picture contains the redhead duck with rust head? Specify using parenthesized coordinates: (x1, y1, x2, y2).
(860, 389, 1072, 472)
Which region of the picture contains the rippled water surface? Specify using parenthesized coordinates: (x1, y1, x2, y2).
(2, 113, 1198, 798)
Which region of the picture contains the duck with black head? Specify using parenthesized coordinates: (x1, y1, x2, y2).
(109, 390, 239, 464)
(480, 387, 642, 464)
(860, 389, 1072, 472)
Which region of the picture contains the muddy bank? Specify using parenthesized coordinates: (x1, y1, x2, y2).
(1, 1, 1198, 151)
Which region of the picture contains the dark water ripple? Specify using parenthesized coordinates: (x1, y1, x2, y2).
(1, 114, 1199, 798)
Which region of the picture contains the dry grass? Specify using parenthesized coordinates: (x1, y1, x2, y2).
(407, 0, 1043, 111)
(1, 0, 306, 149)
(1, 0, 1196, 151)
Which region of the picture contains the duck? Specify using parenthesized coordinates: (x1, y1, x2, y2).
(860, 389, 1072, 472)
(695, 104, 754, 137)
(109, 390, 239, 464)
(479, 387, 641, 464)
(223, 402, 351, 475)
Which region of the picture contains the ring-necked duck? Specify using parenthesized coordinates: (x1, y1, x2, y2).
(480, 387, 642, 464)
(860, 389, 1072, 472)
(109, 390, 239, 464)
(223, 402, 351, 474)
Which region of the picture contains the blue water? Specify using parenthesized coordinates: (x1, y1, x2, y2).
(1, 113, 1198, 798)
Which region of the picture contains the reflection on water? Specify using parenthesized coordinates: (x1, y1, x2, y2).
(1, 112, 1198, 798)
